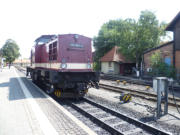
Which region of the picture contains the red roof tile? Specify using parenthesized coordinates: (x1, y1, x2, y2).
(100, 46, 132, 63)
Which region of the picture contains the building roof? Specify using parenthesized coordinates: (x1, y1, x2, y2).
(143, 41, 173, 54)
(166, 11, 180, 31)
(100, 46, 132, 63)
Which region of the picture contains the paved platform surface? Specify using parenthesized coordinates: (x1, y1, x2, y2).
(0, 67, 96, 135)
(0, 67, 44, 135)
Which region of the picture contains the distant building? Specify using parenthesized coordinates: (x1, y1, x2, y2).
(143, 41, 173, 71)
(143, 11, 180, 73)
(100, 46, 135, 74)
(13, 58, 30, 67)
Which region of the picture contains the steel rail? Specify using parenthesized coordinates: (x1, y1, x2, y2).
(70, 101, 124, 135)
(100, 75, 152, 86)
(101, 75, 180, 90)
(82, 98, 171, 135)
(99, 83, 180, 107)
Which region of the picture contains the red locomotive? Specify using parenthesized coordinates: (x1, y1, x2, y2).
(27, 34, 99, 98)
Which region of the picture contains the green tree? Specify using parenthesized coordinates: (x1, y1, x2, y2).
(1, 39, 20, 64)
(150, 51, 176, 78)
(93, 10, 167, 70)
(132, 10, 166, 68)
(93, 19, 136, 70)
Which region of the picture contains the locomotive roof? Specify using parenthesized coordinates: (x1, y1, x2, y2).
(35, 35, 57, 44)
(35, 34, 91, 45)
(58, 34, 91, 40)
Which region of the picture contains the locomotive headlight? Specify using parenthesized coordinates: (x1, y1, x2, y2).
(61, 63, 67, 69)
(87, 63, 91, 69)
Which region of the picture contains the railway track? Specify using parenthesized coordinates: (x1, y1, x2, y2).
(15, 66, 174, 134)
(69, 98, 170, 135)
(99, 83, 180, 108)
(100, 74, 152, 86)
(101, 74, 180, 90)
(15, 66, 26, 73)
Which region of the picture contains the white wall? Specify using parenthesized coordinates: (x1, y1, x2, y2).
(101, 62, 119, 74)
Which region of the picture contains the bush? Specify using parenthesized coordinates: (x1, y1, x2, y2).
(151, 64, 176, 78)
(93, 62, 101, 71)
(150, 52, 176, 78)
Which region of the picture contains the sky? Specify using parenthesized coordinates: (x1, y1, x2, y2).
(0, 0, 179, 58)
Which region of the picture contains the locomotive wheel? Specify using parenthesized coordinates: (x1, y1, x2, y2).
(34, 74, 38, 83)
(32, 72, 36, 83)
(26, 71, 29, 77)
(46, 84, 55, 94)
(32, 72, 40, 85)
(30, 72, 33, 79)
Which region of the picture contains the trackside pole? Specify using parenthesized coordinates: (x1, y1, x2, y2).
(153, 77, 168, 119)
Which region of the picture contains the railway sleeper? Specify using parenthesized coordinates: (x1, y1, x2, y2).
(100, 116, 116, 121)
(111, 121, 127, 127)
(123, 128, 143, 135)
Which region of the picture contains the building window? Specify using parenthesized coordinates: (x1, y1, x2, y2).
(108, 62, 112, 67)
(164, 57, 171, 66)
(49, 41, 57, 60)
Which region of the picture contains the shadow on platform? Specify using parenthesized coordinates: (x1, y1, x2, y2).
(0, 82, 10, 88)
(0, 77, 46, 101)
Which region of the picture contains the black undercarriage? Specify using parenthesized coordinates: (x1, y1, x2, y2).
(26, 67, 99, 98)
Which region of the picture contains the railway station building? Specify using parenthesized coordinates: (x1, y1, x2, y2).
(100, 46, 135, 74)
(143, 11, 180, 75)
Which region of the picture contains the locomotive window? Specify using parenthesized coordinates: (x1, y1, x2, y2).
(49, 44, 53, 48)
(49, 49, 52, 54)
(53, 48, 57, 53)
(53, 42, 57, 47)
(49, 42, 57, 60)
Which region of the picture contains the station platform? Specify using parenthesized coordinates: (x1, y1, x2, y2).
(0, 67, 96, 135)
